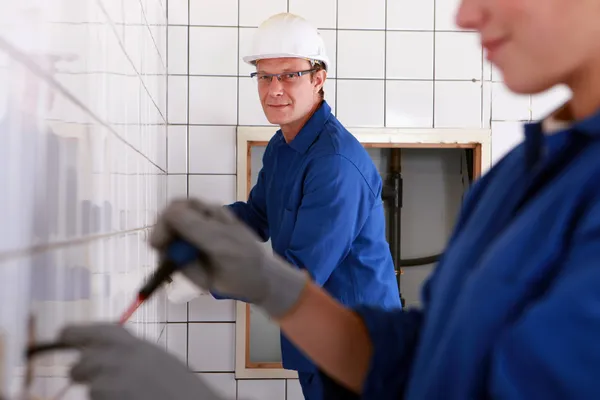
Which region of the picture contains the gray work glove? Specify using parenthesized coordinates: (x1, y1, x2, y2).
(58, 323, 227, 400)
(150, 198, 309, 318)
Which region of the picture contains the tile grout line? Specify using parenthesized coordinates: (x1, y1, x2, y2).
(384, 0, 388, 127)
(432, 0, 437, 128)
(334, 0, 339, 117)
(169, 74, 489, 82)
(164, 23, 475, 32)
(0, 225, 156, 263)
(166, 0, 170, 176)
(186, 0, 191, 201)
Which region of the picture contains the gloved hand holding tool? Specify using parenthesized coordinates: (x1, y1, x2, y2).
(149, 198, 311, 319)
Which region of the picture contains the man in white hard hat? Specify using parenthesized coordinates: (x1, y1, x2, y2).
(212, 13, 402, 399)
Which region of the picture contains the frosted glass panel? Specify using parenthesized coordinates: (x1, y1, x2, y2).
(248, 145, 282, 363)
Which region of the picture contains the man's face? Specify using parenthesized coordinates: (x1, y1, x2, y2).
(255, 58, 325, 128)
(456, 0, 600, 95)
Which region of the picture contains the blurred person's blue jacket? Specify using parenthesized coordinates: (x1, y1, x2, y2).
(345, 106, 600, 399)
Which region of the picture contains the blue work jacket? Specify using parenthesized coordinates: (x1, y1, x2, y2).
(349, 106, 600, 399)
(227, 101, 401, 372)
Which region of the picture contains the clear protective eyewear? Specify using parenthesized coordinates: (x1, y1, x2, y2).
(250, 68, 317, 85)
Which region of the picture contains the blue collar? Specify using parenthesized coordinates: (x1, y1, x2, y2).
(524, 104, 600, 138)
(284, 101, 332, 154)
(572, 106, 600, 137)
(522, 104, 600, 165)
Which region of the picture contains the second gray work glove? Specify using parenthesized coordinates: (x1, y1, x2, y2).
(59, 323, 227, 400)
(150, 198, 310, 319)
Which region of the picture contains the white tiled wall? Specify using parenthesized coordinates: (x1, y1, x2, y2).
(165, 0, 571, 398)
(0, 0, 167, 398)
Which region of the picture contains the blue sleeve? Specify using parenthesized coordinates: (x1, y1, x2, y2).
(489, 197, 600, 400)
(227, 166, 269, 242)
(350, 306, 424, 400)
(283, 155, 372, 286)
(213, 149, 270, 302)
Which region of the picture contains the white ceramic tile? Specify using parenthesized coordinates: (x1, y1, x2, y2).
(166, 323, 188, 364)
(238, 77, 273, 126)
(239, 27, 258, 76)
(482, 59, 492, 81)
(167, 125, 188, 173)
(320, 29, 337, 78)
(189, 296, 236, 321)
(188, 175, 237, 204)
(167, 75, 188, 123)
(197, 373, 237, 399)
(167, 174, 188, 200)
(435, 0, 463, 31)
(491, 82, 531, 121)
(189, 0, 238, 26)
(386, 81, 434, 127)
(336, 80, 385, 127)
(157, 125, 168, 171)
(287, 379, 304, 400)
(337, 31, 385, 79)
(189, 27, 238, 76)
(167, 26, 188, 75)
(492, 64, 503, 82)
(530, 85, 572, 120)
(188, 126, 236, 174)
(289, 0, 337, 29)
(387, 0, 435, 30)
(237, 380, 286, 400)
(482, 81, 492, 129)
(338, 0, 385, 29)
(240, 0, 287, 27)
(324, 78, 336, 115)
(386, 31, 434, 79)
(435, 32, 482, 80)
(167, 300, 188, 322)
(491, 121, 525, 163)
(188, 77, 238, 124)
(188, 323, 235, 371)
(167, 0, 188, 25)
(435, 81, 482, 128)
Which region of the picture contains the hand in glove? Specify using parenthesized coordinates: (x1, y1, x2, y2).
(58, 323, 226, 400)
(150, 198, 309, 318)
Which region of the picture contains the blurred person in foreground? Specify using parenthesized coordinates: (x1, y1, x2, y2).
(56, 0, 600, 398)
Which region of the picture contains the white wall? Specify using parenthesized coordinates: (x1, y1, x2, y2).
(165, 1, 571, 399)
(0, 0, 167, 398)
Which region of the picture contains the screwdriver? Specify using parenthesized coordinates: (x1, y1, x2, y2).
(119, 239, 204, 324)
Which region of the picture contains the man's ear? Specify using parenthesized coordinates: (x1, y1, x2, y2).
(314, 70, 327, 92)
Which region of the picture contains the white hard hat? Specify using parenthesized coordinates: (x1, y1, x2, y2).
(243, 13, 330, 71)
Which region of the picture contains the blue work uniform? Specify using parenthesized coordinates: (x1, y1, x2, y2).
(333, 106, 600, 399)
(226, 101, 401, 398)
